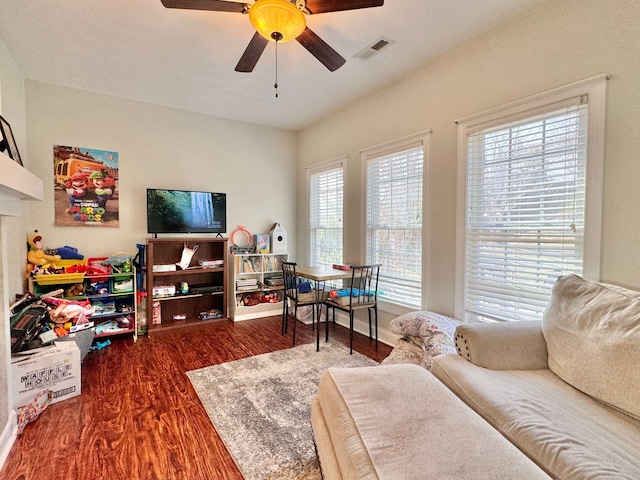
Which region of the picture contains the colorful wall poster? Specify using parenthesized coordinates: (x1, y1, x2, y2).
(54, 145, 119, 227)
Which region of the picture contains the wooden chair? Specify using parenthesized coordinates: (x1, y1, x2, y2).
(324, 264, 381, 354)
(281, 261, 320, 346)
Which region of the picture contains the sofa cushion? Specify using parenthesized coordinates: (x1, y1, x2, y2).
(314, 364, 550, 480)
(542, 275, 640, 419)
(432, 354, 640, 479)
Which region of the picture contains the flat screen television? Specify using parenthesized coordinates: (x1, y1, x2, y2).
(147, 188, 226, 235)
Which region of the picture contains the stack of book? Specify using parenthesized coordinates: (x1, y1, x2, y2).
(236, 278, 259, 291)
(264, 274, 284, 288)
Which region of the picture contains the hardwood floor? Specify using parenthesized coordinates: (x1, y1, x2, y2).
(1, 316, 391, 480)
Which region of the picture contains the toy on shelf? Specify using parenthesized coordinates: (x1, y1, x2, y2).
(26, 231, 61, 276)
(53, 245, 84, 260)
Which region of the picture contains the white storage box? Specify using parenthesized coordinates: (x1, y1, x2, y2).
(152, 264, 176, 272)
(152, 284, 176, 297)
(11, 342, 81, 409)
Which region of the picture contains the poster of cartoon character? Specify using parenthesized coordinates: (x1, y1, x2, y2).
(54, 145, 119, 227)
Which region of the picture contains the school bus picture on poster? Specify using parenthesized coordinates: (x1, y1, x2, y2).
(53, 145, 119, 227)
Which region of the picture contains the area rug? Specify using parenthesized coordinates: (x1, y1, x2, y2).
(187, 341, 378, 480)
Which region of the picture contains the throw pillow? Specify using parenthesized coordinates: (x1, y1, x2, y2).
(418, 315, 460, 340)
(381, 338, 428, 368)
(423, 331, 457, 370)
(389, 311, 460, 339)
(543, 274, 640, 419)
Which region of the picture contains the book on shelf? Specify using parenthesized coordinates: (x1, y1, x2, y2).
(236, 256, 262, 273)
(199, 259, 224, 268)
(332, 263, 351, 271)
(264, 256, 284, 272)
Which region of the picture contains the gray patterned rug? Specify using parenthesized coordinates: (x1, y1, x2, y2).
(187, 341, 378, 480)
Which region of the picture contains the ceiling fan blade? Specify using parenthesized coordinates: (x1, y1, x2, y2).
(296, 27, 346, 72)
(161, 0, 247, 13)
(304, 0, 383, 15)
(235, 33, 269, 72)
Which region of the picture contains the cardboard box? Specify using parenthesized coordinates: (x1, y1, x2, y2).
(11, 342, 81, 409)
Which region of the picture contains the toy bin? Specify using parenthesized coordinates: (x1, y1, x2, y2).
(34, 271, 85, 285)
(108, 255, 133, 274)
(87, 257, 111, 281)
(111, 276, 134, 294)
(85, 279, 110, 296)
(57, 259, 88, 269)
(89, 297, 117, 317)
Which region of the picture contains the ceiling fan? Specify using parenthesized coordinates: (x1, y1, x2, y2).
(161, 0, 385, 73)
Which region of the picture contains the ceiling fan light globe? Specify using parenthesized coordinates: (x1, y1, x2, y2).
(249, 0, 306, 43)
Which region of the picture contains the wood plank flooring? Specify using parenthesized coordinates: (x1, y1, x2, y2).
(1, 316, 391, 480)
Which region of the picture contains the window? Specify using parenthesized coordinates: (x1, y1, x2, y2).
(363, 131, 431, 309)
(456, 75, 607, 322)
(308, 158, 344, 267)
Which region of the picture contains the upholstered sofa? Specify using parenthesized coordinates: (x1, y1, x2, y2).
(311, 275, 640, 479)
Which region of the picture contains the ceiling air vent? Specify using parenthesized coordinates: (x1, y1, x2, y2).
(354, 36, 395, 61)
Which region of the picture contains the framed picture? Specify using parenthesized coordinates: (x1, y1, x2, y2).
(0, 114, 22, 166)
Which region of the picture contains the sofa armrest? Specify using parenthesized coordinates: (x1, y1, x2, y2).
(454, 321, 548, 370)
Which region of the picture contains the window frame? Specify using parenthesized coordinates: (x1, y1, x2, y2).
(306, 156, 346, 267)
(455, 74, 607, 321)
(361, 130, 432, 313)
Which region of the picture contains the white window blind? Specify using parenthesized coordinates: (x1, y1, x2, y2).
(366, 144, 423, 308)
(309, 163, 343, 266)
(464, 100, 588, 322)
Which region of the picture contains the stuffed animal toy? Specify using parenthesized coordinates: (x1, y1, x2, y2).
(54, 245, 84, 260)
(64, 283, 85, 298)
(27, 231, 61, 275)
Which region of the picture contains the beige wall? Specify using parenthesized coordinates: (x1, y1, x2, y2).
(25, 81, 298, 258)
(297, 0, 640, 326)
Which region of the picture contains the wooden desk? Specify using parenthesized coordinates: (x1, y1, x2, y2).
(296, 266, 353, 351)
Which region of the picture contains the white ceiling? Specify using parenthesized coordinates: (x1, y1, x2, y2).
(0, 0, 546, 131)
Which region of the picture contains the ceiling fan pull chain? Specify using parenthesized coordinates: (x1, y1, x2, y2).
(274, 37, 279, 98)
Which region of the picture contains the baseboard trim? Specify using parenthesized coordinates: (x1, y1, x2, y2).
(0, 410, 17, 470)
(300, 310, 399, 347)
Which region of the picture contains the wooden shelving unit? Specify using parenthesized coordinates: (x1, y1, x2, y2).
(229, 253, 287, 321)
(146, 237, 228, 333)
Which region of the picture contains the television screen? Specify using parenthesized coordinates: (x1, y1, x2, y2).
(147, 189, 226, 234)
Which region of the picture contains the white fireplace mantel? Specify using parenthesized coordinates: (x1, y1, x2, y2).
(0, 151, 43, 216)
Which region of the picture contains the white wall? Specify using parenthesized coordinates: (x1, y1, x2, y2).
(0, 37, 29, 455)
(25, 81, 298, 259)
(297, 0, 640, 329)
